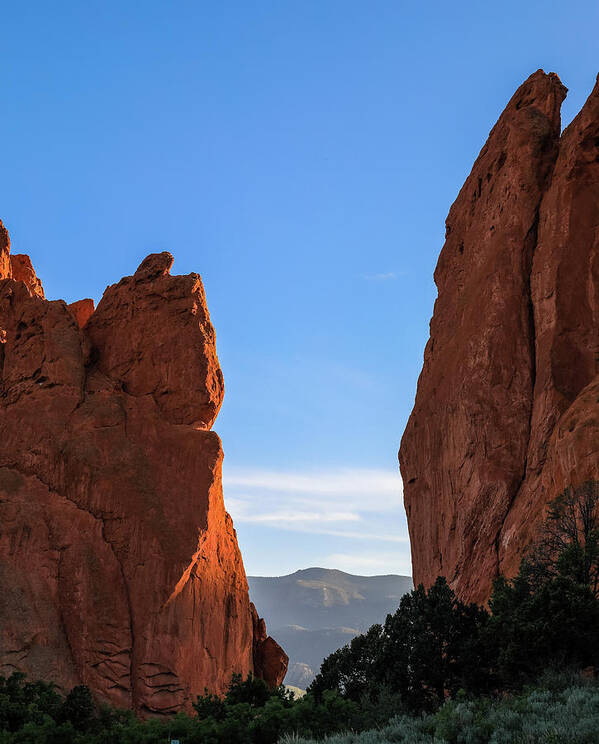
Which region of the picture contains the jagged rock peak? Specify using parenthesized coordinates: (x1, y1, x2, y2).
(85, 251, 224, 429)
(135, 251, 174, 280)
(503, 69, 567, 125)
(10, 255, 45, 298)
(0, 222, 45, 299)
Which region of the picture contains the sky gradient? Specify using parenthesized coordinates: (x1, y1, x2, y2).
(2, 1, 598, 576)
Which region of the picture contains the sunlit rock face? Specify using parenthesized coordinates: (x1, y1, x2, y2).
(400, 71, 599, 604)
(0, 225, 287, 715)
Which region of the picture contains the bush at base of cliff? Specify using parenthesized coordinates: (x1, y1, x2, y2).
(0, 672, 366, 744)
(280, 675, 599, 744)
(488, 572, 599, 687)
(309, 576, 492, 712)
(308, 571, 599, 715)
(308, 483, 599, 714)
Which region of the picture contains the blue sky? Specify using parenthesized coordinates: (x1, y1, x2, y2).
(2, 1, 598, 577)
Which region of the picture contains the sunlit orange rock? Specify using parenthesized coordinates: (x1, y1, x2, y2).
(67, 298, 95, 328)
(0, 230, 287, 715)
(10, 254, 45, 298)
(0, 221, 10, 279)
(401, 71, 599, 603)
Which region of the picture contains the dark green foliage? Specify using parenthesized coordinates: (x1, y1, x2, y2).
(191, 675, 361, 744)
(0, 671, 361, 744)
(192, 688, 227, 721)
(526, 481, 599, 594)
(60, 686, 96, 731)
(223, 672, 288, 708)
(384, 577, 493, 708)
(310, 577, 492, 712)
(192, 673, 297, 744)
(485, 481, 599, 687)
(310, 622, 384, 702)
(310, 482, 599, 716)
(0, 673, 63, 732)
(284, 675, 599, 744)
(488, 571, 599, 686)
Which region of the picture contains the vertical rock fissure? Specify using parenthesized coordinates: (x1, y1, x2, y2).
(97, 516, 139, 711)
(493, 206, 542, 576)
(48, 529, 81, 682)
(1, 462, 134, 702)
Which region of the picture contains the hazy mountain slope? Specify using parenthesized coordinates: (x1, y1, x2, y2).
(248, 568, 412, 687)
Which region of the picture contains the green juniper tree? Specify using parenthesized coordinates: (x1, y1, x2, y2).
(487, 481, 599, 687)
(525, 480, 599, 594)
(309, 577, 491, 713)
(310, 481, 599, 714)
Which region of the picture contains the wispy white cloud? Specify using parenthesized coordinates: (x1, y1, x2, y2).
(223, 466, 406, 541)
(321, 551, 412, 576)
(308, 529, 408, 543)
(362, 272, 398, 281)
(225, 466, 411, 576)
(224, 467, 401, 497)
(227, 503, 361, 525)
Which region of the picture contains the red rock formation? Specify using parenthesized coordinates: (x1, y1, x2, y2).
(0, 221, 10, 279)
(0, 231, 287, 715)
(10, 255, 45, 298)
(67, 298, 95, 328)
(400, 71, 599, 603)
(499, 74, 599, 578)
(250, 603, 290, 684)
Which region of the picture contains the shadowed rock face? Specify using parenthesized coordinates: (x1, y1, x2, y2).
(0, 228, 287, 715)
(400, 70, 599, 604)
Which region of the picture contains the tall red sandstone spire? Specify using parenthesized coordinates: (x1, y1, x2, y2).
(499, 74, 599, 578)
(400, 70, 568, 603)
(0, 231, 287, 714)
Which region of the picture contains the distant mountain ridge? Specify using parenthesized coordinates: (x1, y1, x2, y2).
(248, 568, 412, 688)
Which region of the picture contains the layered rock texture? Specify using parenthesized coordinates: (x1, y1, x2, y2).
(400, 70, 599, 604)
(0, 229, 287, 715)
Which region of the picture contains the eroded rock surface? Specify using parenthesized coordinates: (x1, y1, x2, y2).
(0, 233, 287, 714)
(400, 71, 599, 603)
